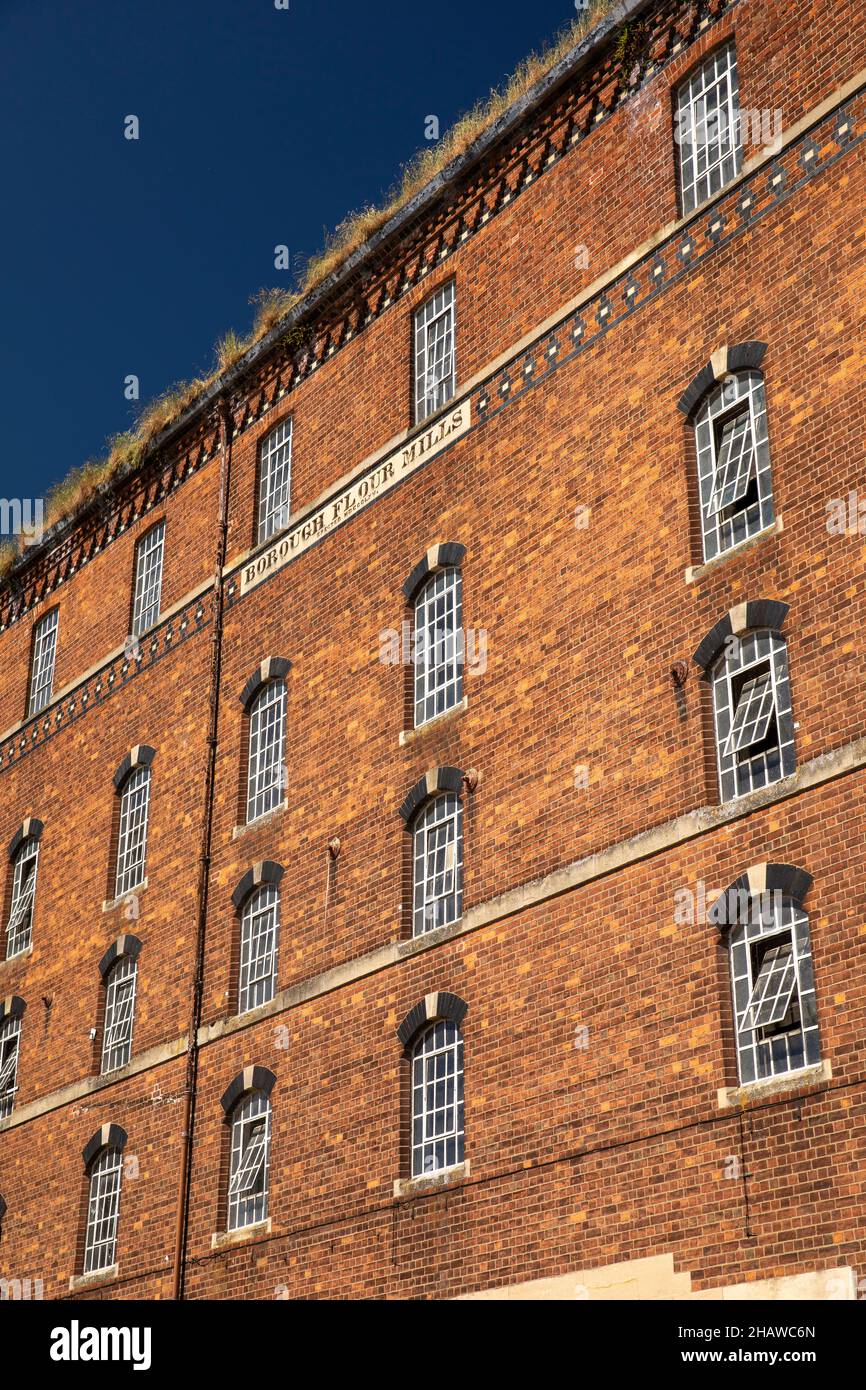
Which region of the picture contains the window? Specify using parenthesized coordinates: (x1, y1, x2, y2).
(257, 419, 293, 544)
(239, 885, 280, 1014)
(675, 41, 743, 214)
(414, 566, 463, 727)
(6, 838, 39, 958)
(711, 629, 795, 802)
(83, 1146, 124, 1274)
(101, 955, 137, 1074)
(729, 895, 820, 1084)
(131, 521, 165, 636)
(27, 609, 58, 717)
(411, 1020, 465, 1177)
(0, 1013, 21, 1119)
(696, 371, 773, 562)
(228, 1091, 271, 1231)
(246, 679, 286, 823)
(414, 282, 456, 424)
(115, 766, 151, 898)
(413, 793, 463, 937)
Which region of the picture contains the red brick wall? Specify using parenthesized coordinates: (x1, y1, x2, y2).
(1, 0, 865, 1300)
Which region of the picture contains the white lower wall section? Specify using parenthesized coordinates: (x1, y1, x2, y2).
(455, 1254, 858, 1301)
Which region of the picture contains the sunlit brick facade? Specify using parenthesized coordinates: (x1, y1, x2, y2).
(1, 0, 866, 1301)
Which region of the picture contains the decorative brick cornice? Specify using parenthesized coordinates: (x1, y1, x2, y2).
(398, 767, 464, 826)
(402, 543, 467, 603)
(239, 657, 291, 711)
(0, 79, 861, 779)
(231, 861, 284, 911)
(692, 600, 790, 675)
(98, 935, 143, 979)
(709, 863, 813, 929)
(7, 816, 44, 860)
(82, 1123, 128, 1168)
(396, 992, 469, 1052)
(219, 1065, 277, 1115)
(0, 0, 740, 629)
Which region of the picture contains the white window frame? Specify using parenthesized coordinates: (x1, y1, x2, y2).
(414, 566, 463, 728)
(238, 885, 280, 1015)
(101, 955, 137, 1074)
(115, 766, 151, 899)
(695, 371, 774, 563)
(227, 1091, 271, 1231)
(6, 838, 39, 958)
(257, 419, 293, 545)
(675, 40, 743, 215)
(711, 630, 796, 803)
(413, 282, 456, 424)
(246, 680, 287, 824)
(411, 1020, 465, 1177)
(729, 895, 820, 1085)
(0, 1014, 21, 1119)
(412, 793, 463, 938)
(28, 609, 58, 717)
(131, 520, 166, 636)
(83, 1146, 124, 1274)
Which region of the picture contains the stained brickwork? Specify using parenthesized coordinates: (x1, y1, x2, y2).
(0, 0, 865, 1301)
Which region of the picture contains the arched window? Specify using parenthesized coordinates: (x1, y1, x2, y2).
(413, 793, 463, 937)
(5, 821, 42, 958)
(239, 885, 280, 1014)
(257, 418, 292, 544)
(410, 1021, 465, 1177)
(115, 765, 151, 898)
(81, 1126, 127, 1275)
(693, 602, 795, 804)
(711, 866, 820, 1086)
(131, 519, 166, 636)
(246, 680, 287, 823)
(27, 607, 59, 717)
(694, 370, 773, 562)
(413, 280, 456, 424)
(414, 566, 463, 727)
(674, 40, 742, 215)
(228, 1091, 271, 1231)
(0, 998, 25, 1120)
(99, 942, 140, 1075)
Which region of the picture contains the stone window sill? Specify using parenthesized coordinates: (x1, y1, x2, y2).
(211, 1218, 271, 1250)
(232, 803, 287, 840)
(393, 1160, 470, 1199)
(69, 1264, 118, 1293)
(717, 1059, 831, 1110)
(400, 696, 468, 746)
(102, 880, 148, 913)
(685, 516, 783, 584)
(0, 944, 33, 969)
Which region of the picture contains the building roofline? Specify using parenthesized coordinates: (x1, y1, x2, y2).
(6, 0, 643, 589)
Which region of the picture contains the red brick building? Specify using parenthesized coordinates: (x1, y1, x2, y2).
(1, 0, 865, 1301)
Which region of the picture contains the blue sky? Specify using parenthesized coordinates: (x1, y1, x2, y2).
(0, 0, 582, 507)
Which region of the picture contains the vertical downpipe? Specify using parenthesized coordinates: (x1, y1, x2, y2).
(171, 395, 233, 1300)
